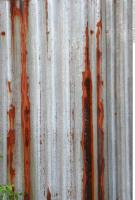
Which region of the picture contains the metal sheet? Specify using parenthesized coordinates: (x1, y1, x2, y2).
(0, 0, 132, 200)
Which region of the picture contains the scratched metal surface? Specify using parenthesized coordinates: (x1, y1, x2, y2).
(0, 0, 132, 200)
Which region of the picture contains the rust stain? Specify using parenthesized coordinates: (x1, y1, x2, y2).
(10, 0, 21, 46)
(90, 30, 94, 35)
(7, 105, 16, 184)
(10, 1, 31, 200)
(8, 81, 12, 93)
(20, 1, 31, 200)
(1, 31, 5, 36)
(96, 19, 104, 200)
(47, 188, 51, 200)
(81, 22, 94, 200)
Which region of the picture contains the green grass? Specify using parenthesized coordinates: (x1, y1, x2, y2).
(0, 185, 22, 200)
(0, 138, 23, 200)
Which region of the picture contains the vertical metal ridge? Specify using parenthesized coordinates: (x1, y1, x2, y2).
(105, 0, 116, 199)
(27, 1, 41, 199)
(0, 1, 9, 185)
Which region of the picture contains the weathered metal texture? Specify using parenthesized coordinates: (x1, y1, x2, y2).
(0, 0, 132, 200)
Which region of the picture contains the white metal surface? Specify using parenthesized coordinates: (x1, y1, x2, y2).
(0, 0, 132, 200)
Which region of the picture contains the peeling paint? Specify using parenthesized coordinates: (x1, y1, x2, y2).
(81, 23, 94, 200)
(7, 105, 15, 184)
(96, 19, 104, 200)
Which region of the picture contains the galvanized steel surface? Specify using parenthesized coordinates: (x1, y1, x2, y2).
(0, 0, 132, 200)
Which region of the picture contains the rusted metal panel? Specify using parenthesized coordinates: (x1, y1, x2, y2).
(0, 0, 132, 200)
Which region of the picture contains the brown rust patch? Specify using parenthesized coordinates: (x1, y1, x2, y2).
(10, 1, 31, 199)
(8, 81, 12, 93)
(7, 105, 15, 184)
(96, 20, 104, 200)
(1, 31, 5, 36)
(47, 188, 51, 200)
(81, 22, 94, 200)
(90, 30, 94, 35)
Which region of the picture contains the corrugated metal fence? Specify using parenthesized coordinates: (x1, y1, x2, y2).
(0, 0, 132, 199)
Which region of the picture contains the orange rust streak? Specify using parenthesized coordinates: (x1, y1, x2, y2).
(10, 1, 21, 45)
(7, 105, 15, 184)
(96, 20, 104, 200)
(20, 1, 31, 200)
(47, 188, 51, 200)
(82, 23, 94, 200)
(10, 1, 31, 200)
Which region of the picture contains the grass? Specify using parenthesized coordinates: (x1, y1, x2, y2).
(0, 185, 22, 200)
(0, 138, 23, 200)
